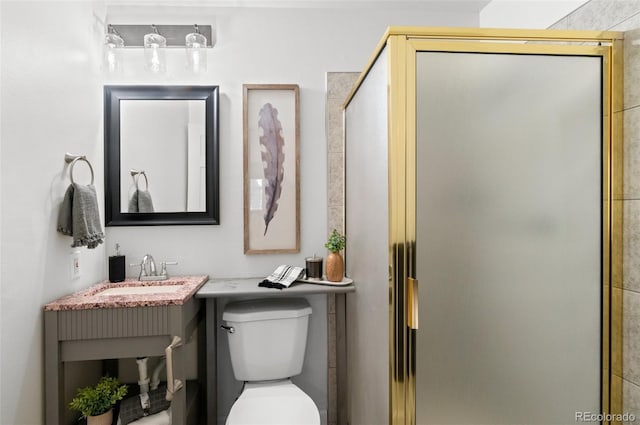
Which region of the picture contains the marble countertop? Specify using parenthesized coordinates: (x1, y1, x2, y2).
(43, 275, 209, 311)
(196, 277, 355, 298)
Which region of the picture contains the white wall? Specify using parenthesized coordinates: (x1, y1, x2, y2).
(480, 0, 588, 28)
(0, 2, 479, 424)
(102, 4, 480, 280)
(0, 2, 107, 425)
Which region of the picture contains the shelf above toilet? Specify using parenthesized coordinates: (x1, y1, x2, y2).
(196, 277, 355, 299)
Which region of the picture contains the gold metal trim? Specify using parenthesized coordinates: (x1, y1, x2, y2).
(387, 34, 409, 425)
(343, 26, 623, 111)
(408, 39, 609, 56)
(404, 38, 418, 425)
(609, 37, 624, 423)
(407, 278, 418, 330)
(389, 25, 622, 41)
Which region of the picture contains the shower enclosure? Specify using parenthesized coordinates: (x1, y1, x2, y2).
(344, 28, 622, 425)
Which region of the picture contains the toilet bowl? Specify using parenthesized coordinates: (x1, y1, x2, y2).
(226, 380, 320, 425)
(222, 298, 320, 425)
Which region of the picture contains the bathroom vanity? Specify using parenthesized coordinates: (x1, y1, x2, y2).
(196, 278, 355, 425)
(43, 275, 209, 425)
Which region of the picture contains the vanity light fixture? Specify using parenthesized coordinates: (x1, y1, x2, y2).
(104, 24, 124, 73)
(143, 24, 167, 74)
(185, 24, 207, 73)
(104, 24, 214, 73)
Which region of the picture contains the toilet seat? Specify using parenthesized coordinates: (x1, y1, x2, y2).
(226, 380, 320, 425)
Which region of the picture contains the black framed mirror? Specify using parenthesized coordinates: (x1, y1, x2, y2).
(104, 85, 219, 226)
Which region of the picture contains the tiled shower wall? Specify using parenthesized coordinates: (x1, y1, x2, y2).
(327, 72, 360, 237)
(553, 1, 640, 419)
(326, 72, 359, 425)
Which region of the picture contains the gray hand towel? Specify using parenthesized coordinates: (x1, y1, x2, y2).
(56, 183, 104, 249)
(128, 189, 155, 213)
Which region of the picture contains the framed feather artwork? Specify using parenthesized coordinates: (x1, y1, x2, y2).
(243, 84, 300, 254)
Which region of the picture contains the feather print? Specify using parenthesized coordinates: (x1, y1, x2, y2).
(258, 103, 285, 236)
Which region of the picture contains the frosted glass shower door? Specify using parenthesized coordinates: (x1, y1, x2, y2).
(415, 52, 602, 424)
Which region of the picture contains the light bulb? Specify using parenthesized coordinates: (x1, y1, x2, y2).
(104, 30, 124, 73)
(144, 28, 167, 74)
(185, 28, 207, 73)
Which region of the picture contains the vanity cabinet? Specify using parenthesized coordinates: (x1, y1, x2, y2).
(43, 276, 208, 425)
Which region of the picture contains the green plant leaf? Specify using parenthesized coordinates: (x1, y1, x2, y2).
(325, 229, 346, 252)
(69, 376, 127, 418)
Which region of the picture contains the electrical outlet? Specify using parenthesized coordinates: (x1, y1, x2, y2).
(71, 251, 81, 279)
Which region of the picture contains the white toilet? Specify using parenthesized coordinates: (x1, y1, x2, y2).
(222, 298, 321, 425)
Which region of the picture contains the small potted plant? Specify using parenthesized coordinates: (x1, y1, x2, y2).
(69, 376, 128, 425)
(325, 229, 346, 282)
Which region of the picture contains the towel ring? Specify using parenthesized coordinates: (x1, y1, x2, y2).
(65, 153, 94, 185)
(130, 169, 149, 190)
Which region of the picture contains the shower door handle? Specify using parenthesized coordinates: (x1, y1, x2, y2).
(407, 277, 419, 330)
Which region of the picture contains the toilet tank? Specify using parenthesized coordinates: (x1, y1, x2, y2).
(222, 298, 312, 381)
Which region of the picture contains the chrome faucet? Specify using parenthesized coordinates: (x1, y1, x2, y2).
(131, 254, 177, 281)
(160, 260, 178, 277)
(141, 254, 156, 279)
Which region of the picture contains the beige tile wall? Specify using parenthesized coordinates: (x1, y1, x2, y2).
(326, 72, 360, 425)
(327, 72, 360, 237)
(551, 1, 640, 419)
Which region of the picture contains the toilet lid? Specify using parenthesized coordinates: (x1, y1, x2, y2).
(226, 381, 320, 425)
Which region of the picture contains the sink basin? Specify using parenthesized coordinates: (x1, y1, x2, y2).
(43, 275, 209, 311)
(97, 285, 184, 296)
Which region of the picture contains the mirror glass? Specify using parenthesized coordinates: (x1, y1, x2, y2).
(105, 85, 219, 226)
(120, 100, 206, 213)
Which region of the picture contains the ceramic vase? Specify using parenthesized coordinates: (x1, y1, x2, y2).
(87, 409, 112, 425)
(326, 252, 344, 282)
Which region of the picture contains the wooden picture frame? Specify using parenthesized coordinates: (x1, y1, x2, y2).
(243, 84, 300, 254)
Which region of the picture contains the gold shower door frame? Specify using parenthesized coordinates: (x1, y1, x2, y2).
(375, 28, 623, 425)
